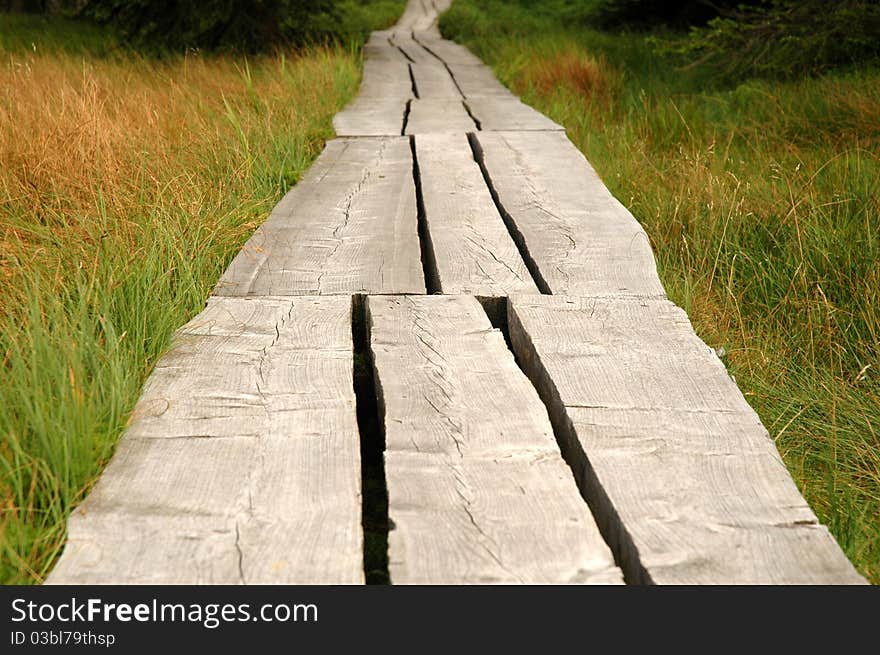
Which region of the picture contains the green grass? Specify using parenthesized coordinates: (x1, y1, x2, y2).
(443, 0, 879, 582)
(0, 12, 116, 55)
(0, 2, 404, 584)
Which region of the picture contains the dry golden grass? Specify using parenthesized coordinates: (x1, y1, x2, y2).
(509, 47, 620, 112)
(1, 48, 355, 309)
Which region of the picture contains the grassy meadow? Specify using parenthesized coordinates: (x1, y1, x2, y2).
(0, 4, 405, 583)
(443, 1, 880, 582)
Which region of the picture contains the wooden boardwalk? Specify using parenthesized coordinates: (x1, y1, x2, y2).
(48, 0, 864, 585)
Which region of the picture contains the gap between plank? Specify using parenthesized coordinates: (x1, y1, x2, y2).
(410, 30, 483, 133)
(462, 100, 482, 130)
(408, 63, 420, 99)
(467, 133, 551, 294)
(411, 30, 463, 97)
(401, 99, 412, 136)
(352, 294, 391, 585)
(409, 136, 442, 293)
(390, 37, 416, 63)
(502, 298, 652, 585)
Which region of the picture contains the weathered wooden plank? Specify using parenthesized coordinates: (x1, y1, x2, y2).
(474, 131, 666, 296)
(357, 58, 413, 99)
(447, 64, 512, 97)
(368, 295, 622, 584)
(395, 0, 443, 36)
(466, 95, 564, 132)
(389, 32, 437, 65)
(507, 295, 867, 584)
(405, 98, 475, 134)
(336, 50, 413, 135)
(364, 34, 409, 64)
(215, 137, 425, 296)
(402, 32, 513, 97)
(414, 132, 538, 296)
(412, 36, 485, 67)
(410, 62, 461, 98)
(334, 96, 409, 137)
(48, 296, 363, 584)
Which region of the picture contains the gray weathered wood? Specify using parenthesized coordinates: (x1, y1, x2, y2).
(215, 137, 425, 296)
(334, 96, 409, 137)
(414, 132, 539, 296)
(446, 64, 512, 97)
(357, 58, 413, 99)
(466, 95, 564, 132)
(364, 33, 410, 64)
(395, 0, 444, 36)
(368, 294, 622, 584)
(410, 62, 461, 98)
(405, 98, 475, 134)
(389, 32, 438, 65)
(474, 131, 666, 296)
(48, 296, 363, 584)
(412, 35, 485, 67)
(507, 295, 867, 584)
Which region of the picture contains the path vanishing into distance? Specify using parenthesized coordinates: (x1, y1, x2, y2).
(49, 0, 865, 585)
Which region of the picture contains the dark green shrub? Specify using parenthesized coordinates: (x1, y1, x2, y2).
(1, 0, 406, 53)
(659, 0, 880, 78)
(589, 0, 757, 30)
(76, 0, 337, 52)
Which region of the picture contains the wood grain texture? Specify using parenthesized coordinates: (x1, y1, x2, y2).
(356, 58, 413, 99)
(334, 95, 409, 137)
(389, 32, 438, 65)
(507, 295, 866, 584)
(395, 0, 445, 36)
(215, 137, 425, 296)
(405, 98, 476, 134)
(364, 31, 407, 63)
(367, 295, 622, 584)
(48, 296, 363, 584)
(410, 62, 461, 98)
(414, 132, 539, 296)
(412, 35, 485, 67)
(466, 95, 564, 132)
(474, 131, 666, 296)
(446, 64, 512, 97)
(335, 49, 412, 135)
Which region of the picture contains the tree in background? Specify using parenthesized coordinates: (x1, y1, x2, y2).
(78, 0, 341, 52)
(0, 0, 403, 52)
(589, 0, 880, 78)
(588, 0, 760, 30)
(671, 0, 880, 78)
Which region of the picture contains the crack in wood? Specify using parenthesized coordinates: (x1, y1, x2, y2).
(467, 132, 551, 294)
(352, 295, 391, 584)
(409, 136, 441, 293)
(407, 64, 420, 98)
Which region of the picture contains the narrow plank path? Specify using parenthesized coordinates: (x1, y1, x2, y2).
(48, 0, 864, 585)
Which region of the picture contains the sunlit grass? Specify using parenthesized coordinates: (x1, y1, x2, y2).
(0, 32, 360, 583)
(443, 1, 880, 582)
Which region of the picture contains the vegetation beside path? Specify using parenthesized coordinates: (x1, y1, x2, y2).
(442, 0, 879, 582)
(0, 2, 403, 584)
